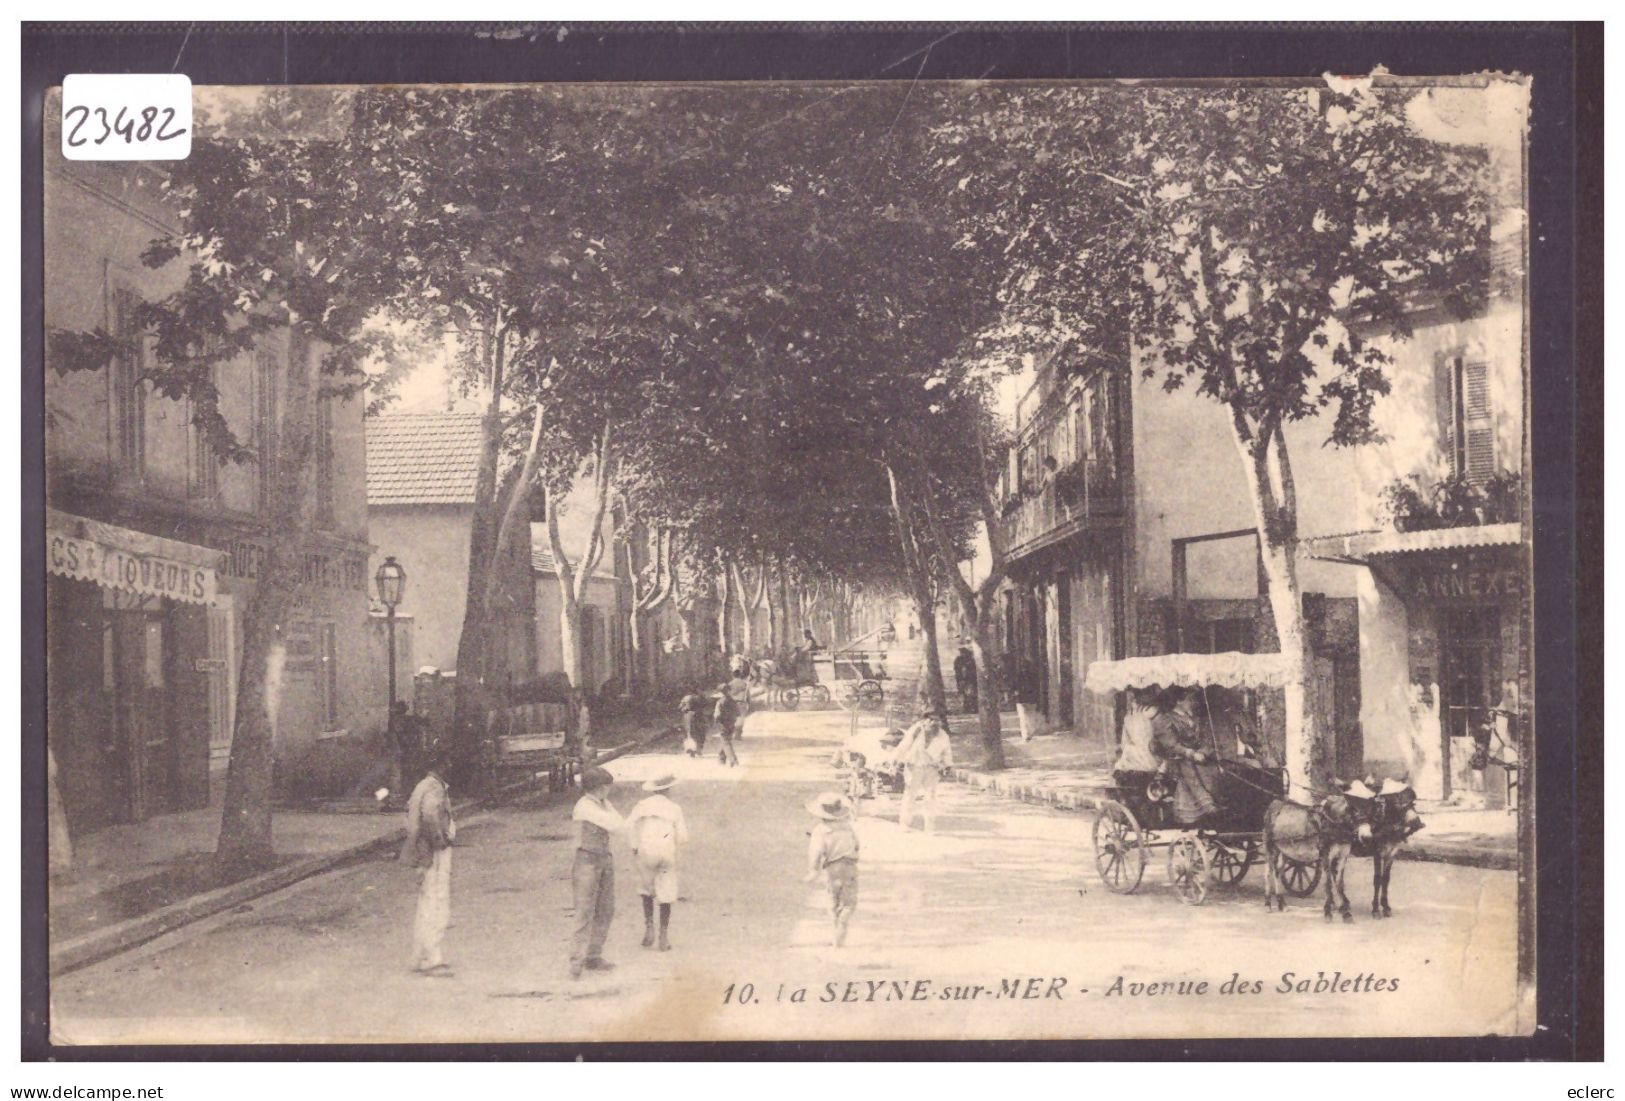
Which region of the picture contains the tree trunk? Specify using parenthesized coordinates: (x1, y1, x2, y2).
(912, 586, 949, 716)
(767, 557, 784, 656)
(1232, 420, 1320, 794)
(882, 463, 949, 718)
(218, 327, 317, 874)
(714, 560, 731, 663)
(971, 604, 1008, 770)
(450, 313, 509, 779)
(729, 559, 757, 656)
(546, 426, 616, 748)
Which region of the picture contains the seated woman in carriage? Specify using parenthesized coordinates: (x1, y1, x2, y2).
(1152, 687, 1223, 825)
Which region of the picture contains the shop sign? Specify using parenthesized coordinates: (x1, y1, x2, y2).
(226, 539, 367, 592)
(1411, 563, 1524, 602)
(194, 657, 229, 673)
(48, 531, 216, 606)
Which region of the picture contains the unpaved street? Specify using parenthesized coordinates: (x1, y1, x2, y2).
(52, 708, 1520, 1045)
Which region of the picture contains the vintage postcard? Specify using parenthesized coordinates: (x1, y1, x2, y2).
(37, 57, 1548, 1049)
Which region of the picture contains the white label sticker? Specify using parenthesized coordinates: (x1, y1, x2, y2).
(61, 74, 192, 161)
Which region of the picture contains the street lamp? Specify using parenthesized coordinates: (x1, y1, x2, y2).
(375, 556, 407, 745)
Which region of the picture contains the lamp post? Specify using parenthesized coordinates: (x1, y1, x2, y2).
(375, 556, 407, 745)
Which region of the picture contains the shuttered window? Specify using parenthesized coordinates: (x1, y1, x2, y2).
(1435, 354, 1497, 485)
(111, 289, 146, 476)
(1461, 362, 1496, 481)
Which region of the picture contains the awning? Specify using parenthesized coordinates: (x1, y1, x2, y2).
(46, 509, 221, 606)
(1084, 651, 1294, 694)
(1303, 522, 1522, 562)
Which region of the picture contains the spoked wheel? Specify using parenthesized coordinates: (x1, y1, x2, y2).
(855, 680, 884, 709)
(1167, 835, 1210, 905)
(1092, 800, 1147, 894)
(1273, 851, 1323, 898)
(1208, 839, 1256, 888)
(779, 687, 800, 711)
(810, 684, 832, 706)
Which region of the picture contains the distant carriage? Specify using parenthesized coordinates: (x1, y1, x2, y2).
(1084, 652, 1321, 905)
(774, 632, 890, 711)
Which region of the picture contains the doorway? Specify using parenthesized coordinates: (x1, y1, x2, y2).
(1439, 604, 1503, 792)
(107, 594, 179, 822)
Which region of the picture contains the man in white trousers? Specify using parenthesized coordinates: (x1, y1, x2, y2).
(895, 708, 954, 833)
(400, 751, 456, 976)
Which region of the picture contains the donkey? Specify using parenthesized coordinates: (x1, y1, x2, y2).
(1354, 781, 1426, 919)
(1262, 792, 1373, 922)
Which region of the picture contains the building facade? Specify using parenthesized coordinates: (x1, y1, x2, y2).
(365, 412, 629, 708)
(1304, 241, 1528, 803)
(46, 157, 378, 833)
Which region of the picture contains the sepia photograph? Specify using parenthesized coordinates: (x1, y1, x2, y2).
(21, 23, 1594, 1059)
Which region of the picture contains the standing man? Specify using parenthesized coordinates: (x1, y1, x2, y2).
(952, 645, 978, 714)
(400, 751, 456, 976)
(570, 767, 624, 979)
(895, 708, 955, 833)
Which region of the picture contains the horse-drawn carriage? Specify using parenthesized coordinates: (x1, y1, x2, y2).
(772, 642, 889, 711)
(1085, 652, 1324, 905)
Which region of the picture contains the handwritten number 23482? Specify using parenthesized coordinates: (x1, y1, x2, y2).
(64, 104, 187, 147)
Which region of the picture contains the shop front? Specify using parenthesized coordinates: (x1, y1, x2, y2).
(1307, 522, 1527, 804)
(46, 510, 222, 833)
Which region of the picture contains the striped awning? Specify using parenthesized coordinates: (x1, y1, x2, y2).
(46, 509, 221, 606)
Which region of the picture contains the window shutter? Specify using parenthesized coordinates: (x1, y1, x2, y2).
(1462, 361, 1496, 482)
(1433, 354, 1457, 473)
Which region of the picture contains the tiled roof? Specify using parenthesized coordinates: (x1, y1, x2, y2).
(366, 413, 485, 505)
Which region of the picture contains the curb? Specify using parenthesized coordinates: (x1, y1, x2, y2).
(945, 766, 1518, 872)
(50, 729, 672, 976)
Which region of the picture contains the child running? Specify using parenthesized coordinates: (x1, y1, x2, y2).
(803, 791, 859, 947)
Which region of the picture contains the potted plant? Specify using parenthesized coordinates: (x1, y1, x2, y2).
(1379, 476, 1436, 532)
(1482, 469, 1522, 524)
(1431, 474, 1486, 528)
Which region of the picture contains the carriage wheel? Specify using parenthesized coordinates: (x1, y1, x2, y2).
(810, 684, 832, 706)
(1167, 836, 1210, 905)
(1092, 800, 1147, 894)
(1208, 839, 1256, 887)
(855, 680, 884, 709)
(779, 687, 800, 711)
(1272, 851, 1322, 898)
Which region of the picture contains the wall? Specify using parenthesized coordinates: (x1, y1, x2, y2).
(1130, 365, 1362, 602)
(367, 504, 473, 674)
(46, 152, 380, 804)
(533, 572, 626, 695)
(44, 163, 187, 486)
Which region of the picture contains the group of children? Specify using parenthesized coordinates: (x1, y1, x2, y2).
(679, 682, 744, 767)
(400, 701, 952, 977)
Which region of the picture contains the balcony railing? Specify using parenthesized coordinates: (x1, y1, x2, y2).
(996, 458, 1125, 556)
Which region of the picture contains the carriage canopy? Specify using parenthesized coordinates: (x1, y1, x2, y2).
(1082, 651, 1294, 694)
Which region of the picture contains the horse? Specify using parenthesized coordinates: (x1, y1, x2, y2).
(1352, 783, 1426, 919)
(1262, 793, 1373, 922)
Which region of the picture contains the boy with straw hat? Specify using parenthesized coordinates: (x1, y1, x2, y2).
(803, 791, 859, 947)
(627, 772, 689, 952)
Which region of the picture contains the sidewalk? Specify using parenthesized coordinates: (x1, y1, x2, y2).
(940, 710, 1517, 870)
(49, 718, 672, 973)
